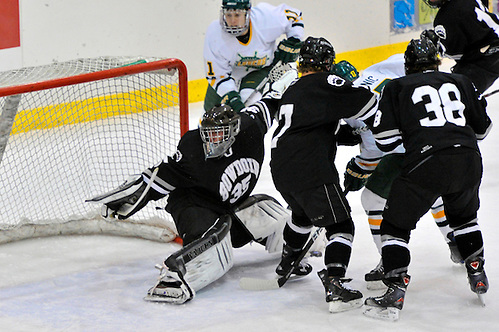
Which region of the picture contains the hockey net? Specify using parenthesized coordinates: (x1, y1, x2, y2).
(0, 56, 189, 244)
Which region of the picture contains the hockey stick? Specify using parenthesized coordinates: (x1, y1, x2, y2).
(483, 88, 499, 98)
(243, 60, 282, 105)
(239, 227, 324, 291)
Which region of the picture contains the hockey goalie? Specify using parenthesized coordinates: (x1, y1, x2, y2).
(87, 69, 301, 304)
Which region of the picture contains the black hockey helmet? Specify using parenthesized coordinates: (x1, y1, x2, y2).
(200, 104, 241, 159)
(423, 0, 450, 8)
(404, 38, 441, 75)
(298, 36, 335, 72)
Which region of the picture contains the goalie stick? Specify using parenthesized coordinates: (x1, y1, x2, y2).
(239, 227, 324, 291)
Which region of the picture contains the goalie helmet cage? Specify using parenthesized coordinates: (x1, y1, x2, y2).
(0, 56, 189, 244)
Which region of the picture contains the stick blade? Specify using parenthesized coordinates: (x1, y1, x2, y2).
(239, 277, 280, 291)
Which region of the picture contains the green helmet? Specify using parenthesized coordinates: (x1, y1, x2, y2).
(220, 0, 251, 36)
(222, 0, 251, 10)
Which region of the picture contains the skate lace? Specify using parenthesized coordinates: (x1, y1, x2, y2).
(338, 278, 354, 290)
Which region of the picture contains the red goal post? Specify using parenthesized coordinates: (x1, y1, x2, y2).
(0, 57, 189, 243)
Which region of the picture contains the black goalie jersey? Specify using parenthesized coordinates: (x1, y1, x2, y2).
(143, 101, 275, 215)
(270, 72, 377, 193)
(372, 71, 492, 167)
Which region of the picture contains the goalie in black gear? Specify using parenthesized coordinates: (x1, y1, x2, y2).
(86, 70, 298, 304)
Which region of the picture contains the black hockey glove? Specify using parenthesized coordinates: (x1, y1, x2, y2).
(331, 60, 359, 82)
(344, 158, 373, 192)
(273, 37, 302, 64)
(221, 91, 246, 112)
(420, 29, 443, 55)
(336, 124, 362, 146)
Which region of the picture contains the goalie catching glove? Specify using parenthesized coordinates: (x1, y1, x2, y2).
(86, 167, 165, 219)
(344, 157, 374, 192)
(273, 37, 303, 64)
(262, 67, 298, 100)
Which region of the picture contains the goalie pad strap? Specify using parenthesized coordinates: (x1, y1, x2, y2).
(165, 214, 234, 292)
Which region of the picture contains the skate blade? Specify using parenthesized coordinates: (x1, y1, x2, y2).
(477, 293, 486, 307)
(366, 280, 386, 291)
(328, 298, 363, 313)
(143, 293, 190, 304)
(363, 305, 400, 321)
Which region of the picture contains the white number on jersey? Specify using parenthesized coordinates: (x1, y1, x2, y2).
(271, 104, 294, 149)
(412, 83, 466, 128)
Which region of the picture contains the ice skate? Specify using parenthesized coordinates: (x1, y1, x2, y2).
(143, 264, 194, 304)
(363, 274, 410, 321)
(318, 269, 363, 313)
(276, 244, 313, 277)
(465, 257, 488, 306)
(364, 259, 385, 290)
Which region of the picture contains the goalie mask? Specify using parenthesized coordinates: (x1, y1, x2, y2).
(200, 104, 241, 159)
(404, 38, 441, 75)
(220, 0, 252, 36)
(298, 36, 336, 72)
(423, 0, 450, 8)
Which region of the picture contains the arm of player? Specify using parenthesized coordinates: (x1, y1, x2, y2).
(465, 86, 493, 140)
(370, 85, 404, 153)
(85, 166, 173, 220)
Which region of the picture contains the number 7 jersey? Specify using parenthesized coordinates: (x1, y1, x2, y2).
(372, 71, 492, 167)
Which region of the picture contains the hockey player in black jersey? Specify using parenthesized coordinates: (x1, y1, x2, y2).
(423, 0, 499, 93)
(269, 36, 378, 313)
(363, 38, 492, 321)
(86, 70, 298, 304)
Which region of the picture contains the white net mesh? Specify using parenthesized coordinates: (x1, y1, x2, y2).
(0, 57, 186, 239)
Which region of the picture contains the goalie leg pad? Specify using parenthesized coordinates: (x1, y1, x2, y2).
(233, 194, 289, 253)
(145, 215, 234, 303)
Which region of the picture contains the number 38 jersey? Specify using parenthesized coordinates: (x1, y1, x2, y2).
(372, 71, 492, 167)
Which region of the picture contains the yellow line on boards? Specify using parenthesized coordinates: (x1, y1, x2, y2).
(11, 85, 178, 134)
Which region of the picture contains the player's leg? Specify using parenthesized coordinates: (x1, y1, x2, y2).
(276, 191, 314, 277)
(287, 183, 363, 312)
(364, 172, 437, 321)
(440, 149, 488, 298)
(430, 197, 463, 264)
(145, 207, 233, 304)
(239, 66, 271, 105)
(361, 153, 403, 287)
(203, 84, 223, 112)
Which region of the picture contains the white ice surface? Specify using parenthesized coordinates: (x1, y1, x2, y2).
(1, 63, 499, 331)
